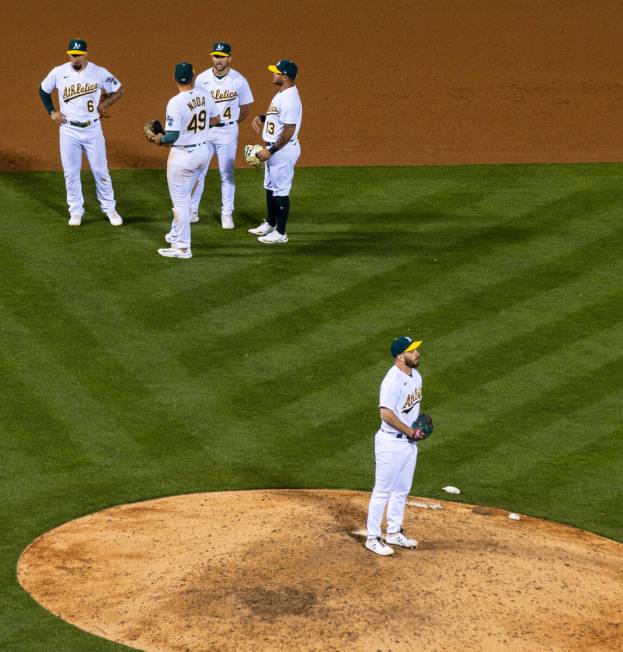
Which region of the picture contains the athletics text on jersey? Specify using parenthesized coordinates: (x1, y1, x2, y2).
(379, 365, 422, 433)
(41, 62, 120, 123)
(195, 68, 253, 145)
(262, 86, 303, 143)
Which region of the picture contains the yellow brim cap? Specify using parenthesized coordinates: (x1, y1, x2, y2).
(405, 340, 422, 352)
(268, 65, 282, 74)
(211, 52, 229, 57)
(67, 50, 86, 55)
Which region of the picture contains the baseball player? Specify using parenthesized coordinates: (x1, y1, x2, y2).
(192, 42, 254, 229)
(365, 336, 426, 556)
(39, 39, 124, 226)
(248, 59, 302, 244)
(147, 62, 220, 259)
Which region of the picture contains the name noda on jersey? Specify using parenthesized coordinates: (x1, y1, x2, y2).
(165, 89, 219, 147)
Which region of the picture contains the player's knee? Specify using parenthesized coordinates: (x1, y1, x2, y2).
(371, 486, 391, 500)
(91, 168, 111, 181)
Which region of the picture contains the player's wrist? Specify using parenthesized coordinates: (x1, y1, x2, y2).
(259, 114, 266, 123)
(268, 144, 278, 155)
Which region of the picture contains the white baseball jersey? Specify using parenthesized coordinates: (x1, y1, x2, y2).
(195, 68, 253, 144)
(379, 365, 422, 434)
(262, 86, 302, 143)
(165, 88, 220, 147)
(41, 62, 121, 123)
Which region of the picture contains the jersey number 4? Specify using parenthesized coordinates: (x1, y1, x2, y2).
(188, 110, 207, 133)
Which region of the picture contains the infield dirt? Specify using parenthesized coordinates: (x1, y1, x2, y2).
(18, 490, 623, 651)
(4, 0, 623, 170)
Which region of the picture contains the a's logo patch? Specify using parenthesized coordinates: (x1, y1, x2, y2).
(167, 115, 174, 127)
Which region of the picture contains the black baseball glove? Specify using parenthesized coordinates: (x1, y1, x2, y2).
(411, 413, 434, 439)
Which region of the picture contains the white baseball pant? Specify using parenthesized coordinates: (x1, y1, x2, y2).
(166, 144, 213, 249)
(191, 135, 237, 215)
(264, 140, 301, 196)
(59, 123, 116, 217)
(366, 430, 418, 539)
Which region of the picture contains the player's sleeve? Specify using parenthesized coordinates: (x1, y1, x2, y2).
(237, 77, 254, 105)
(165, 99, 182, 131)
(99, 67, 122, 93)
(379, 375, 397, 412)
(40, 68, 57, 94)
(279, 96, 301, 125)
(207, 95, 220, 119)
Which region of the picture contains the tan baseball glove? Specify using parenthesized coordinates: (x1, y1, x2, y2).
(244, 144, 264, 169)
(144, 119, 164, 143)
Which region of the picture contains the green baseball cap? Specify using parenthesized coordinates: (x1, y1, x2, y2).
(211, 42, 232, 57)
(390, 336, 422, 358)
(175, 62, 194, 84)
(268, 59, 298, 80)
(67, 39, 87, 55)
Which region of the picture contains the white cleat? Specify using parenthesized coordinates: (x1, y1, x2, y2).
(258, 230, 288, 244)
(248, 221, 274, 236)
(365, 537, 394, 556)
(157, 247, 192, 259)
(164, 232, 176, 244)
(189, 212, 199, 224)
(68, 214, 82, 226)
(221, 212, 234, 229)
(385, 530, 418, 548)
(106, 210, 123, 226)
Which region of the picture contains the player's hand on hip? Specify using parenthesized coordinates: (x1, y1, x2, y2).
(408, 428, 425, 441)
(97, 105, 110, 119)
(256, 148, 271, 161)
(50, 111, 67, 125)
(251, 116, 263, 134)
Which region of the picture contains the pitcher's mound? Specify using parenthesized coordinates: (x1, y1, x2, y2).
(17, 489, 622, 651)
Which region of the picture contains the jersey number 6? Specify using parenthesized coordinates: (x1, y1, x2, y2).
(87, 99, 95, 112)
(188, 110, 207, 133)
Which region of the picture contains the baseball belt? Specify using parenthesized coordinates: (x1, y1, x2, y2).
(214, 121, 235, 127)
(381, 428, 408, 439)
(69, 119, 99, 128)
(173, 141, 209, 150)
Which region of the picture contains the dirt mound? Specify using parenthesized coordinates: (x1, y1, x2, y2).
(17, 490, 623, 651)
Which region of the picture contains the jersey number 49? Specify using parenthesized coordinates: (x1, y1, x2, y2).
(187, 110, 207, 133)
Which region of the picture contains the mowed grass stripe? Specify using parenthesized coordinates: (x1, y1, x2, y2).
(430, 323, 621, 460)
(200, 221, 620, 420)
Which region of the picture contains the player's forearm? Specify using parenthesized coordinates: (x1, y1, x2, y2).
(160, 131, 180, 145)
(238, 104, 251, 123)
(268, 125, 295, 153)
(99, 87, 124, 110)
(39, 87, 55, 115)
(380, 408, 413, 436)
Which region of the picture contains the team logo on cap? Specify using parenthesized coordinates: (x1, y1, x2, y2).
(216, 44, 225, 51)
(73, 42, 81, 50)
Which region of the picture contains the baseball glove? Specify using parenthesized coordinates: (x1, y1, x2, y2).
(144, 119, 165, 143)
(244, 143, 264, 168)
(411, 413, 434, 439)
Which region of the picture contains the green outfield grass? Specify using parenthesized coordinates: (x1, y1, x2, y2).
(1, 163, 622, 649)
